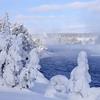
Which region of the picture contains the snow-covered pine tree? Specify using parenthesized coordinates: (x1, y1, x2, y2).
(3, 35, 22, 87)
(0, 14, 34, 87)
(12, 23, 28, 36)
(19, 48, 48, 89)
(18, 48, 41, 88)
(0, 13, 48, 88)
(5, 23, 35, 87)
(0, 13, 12, 86)
(0, 18, 3, 32)
(27, 49, 48, 85)
(2, 13, 11, 35)
(11, 23, 46, 88)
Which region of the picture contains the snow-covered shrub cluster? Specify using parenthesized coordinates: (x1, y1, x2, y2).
(0, 13, 48, 89)
(45, 51, 98, 100)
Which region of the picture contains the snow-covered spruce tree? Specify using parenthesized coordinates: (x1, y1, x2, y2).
(2, 13, 26, 87)
(8, 24, 36, 88)
(0, 13, 25, 87)
(3, 35, 22, 87)
(2, 13, 11, 35)
(68, 51, 91, 98)
(12, 24, 48, 88)
(0, 13, 12, 86)
(19, 48, 49, 88)
(0, 18, 3, 32)
(0, 13, 48, 88)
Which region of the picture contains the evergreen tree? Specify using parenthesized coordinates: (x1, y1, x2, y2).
(2, 13, 11, 35)
(19, 48, 48, 88)
(0, 13, 48, 88)
(0, 13, 12, 86)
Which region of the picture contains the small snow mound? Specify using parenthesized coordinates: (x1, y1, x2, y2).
(45, 75, 69, 98)
(50, 75, 69, 93)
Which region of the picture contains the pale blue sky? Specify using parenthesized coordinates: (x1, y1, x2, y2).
(0, 0, 100, 34)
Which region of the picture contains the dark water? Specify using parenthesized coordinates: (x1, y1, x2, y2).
(40, 55, 100, 87)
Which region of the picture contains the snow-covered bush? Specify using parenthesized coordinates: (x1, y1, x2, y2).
(45, 75, 69, 98)
(68, 51, 91, 98)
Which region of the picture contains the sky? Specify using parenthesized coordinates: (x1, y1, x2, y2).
(0, 0, 100, 34)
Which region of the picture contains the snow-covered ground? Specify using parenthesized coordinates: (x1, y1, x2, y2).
(0, 84, 60, 100)
(0, 84, 100, 100)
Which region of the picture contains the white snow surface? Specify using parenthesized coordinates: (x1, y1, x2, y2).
(0, 86, 61, 100)
(0, 83, 100, 100)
